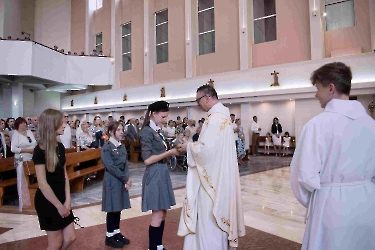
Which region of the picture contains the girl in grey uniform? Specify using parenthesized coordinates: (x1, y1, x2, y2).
(140, 101, 180, 250)
(101, 121, 132, 248)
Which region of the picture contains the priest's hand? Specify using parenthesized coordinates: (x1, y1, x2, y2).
(169, 148, 180, 156)
(177, 142, 188, 153)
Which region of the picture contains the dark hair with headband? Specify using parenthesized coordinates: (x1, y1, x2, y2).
(142, 101, 170, 130)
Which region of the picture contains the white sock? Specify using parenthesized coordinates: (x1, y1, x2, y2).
(157, 245, 164, 250)
(114, 229, 120, 234)
(106, 231, 116, 237)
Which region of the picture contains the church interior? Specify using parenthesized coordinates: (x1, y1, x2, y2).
(0, 0, 375, 249)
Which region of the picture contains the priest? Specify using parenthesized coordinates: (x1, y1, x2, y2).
(177, 84, 245, 249)
(290, 62, 375, 250)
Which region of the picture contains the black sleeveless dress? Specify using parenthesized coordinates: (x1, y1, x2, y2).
(33, 142, 74, 231)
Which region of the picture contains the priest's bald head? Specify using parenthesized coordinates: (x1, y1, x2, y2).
(196, 85, 219, 112)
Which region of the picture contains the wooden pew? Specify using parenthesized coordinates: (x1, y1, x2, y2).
(65, 148, 77, 154)
(250, 136, 296, 154)
(129, 141, 141, 162)
(23, 161, 38, 208)
(0, 157, 17, 206)
(65, 148, 104, 192)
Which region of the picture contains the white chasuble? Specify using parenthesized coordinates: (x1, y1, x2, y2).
(178, 102, 246, 249)
(290, 99, 375, 250)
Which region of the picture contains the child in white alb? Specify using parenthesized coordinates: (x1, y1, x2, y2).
(282, 132, 291, 156)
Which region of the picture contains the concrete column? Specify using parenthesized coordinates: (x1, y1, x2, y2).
(185, 0, 193, 77)
(370, 0, 375, 51)
(111, 0, 121, 89)
(186, 107, 192, 119)
(0, 0, 21, 39)
(85, 113, 91, 123)
(309, 0, 325, 60)
(239, 0, 248, 70)
(85, 0, 96, 55)
(240, 103, 250, 150)
(11, 83, 23, 118)
(144, 0, 154, 84)
(247, 0, 253, 68)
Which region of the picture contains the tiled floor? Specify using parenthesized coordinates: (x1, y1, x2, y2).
(0, 155, 307, 246)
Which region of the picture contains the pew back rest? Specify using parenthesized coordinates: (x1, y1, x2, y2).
(65, 148, 101, 165)
(65, 148, 102, 173)
(0, 157, 15, 173)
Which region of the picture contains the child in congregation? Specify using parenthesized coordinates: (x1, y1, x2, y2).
(172, 132, 184, 147)
(264, 132, 272, 155)
(183, 130, 192, 143)
(282, 132, 291, 156)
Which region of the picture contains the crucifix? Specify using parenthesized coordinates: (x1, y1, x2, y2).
(160, 87, 166, 98)
(208, 79, 214, 88)
(270, 70, 280, 87)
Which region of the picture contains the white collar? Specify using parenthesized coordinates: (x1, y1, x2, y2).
(208, 102, 231, 118)
(324, 99, 366, 120)
(109, 137, 121, 147)
(150, 120, 160, 132)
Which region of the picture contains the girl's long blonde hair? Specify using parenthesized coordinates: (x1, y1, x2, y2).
(38, 109, 63, 172)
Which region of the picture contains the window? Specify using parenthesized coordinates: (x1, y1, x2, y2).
(95, 33, 102, 53)
(325, 0, 355, 31)
(253, 0, 277, 44)
(122, 22, 131, 71)
(96, 0, 103, 10)
(155, 9, 168, 64)
(198, 0, 215, 55)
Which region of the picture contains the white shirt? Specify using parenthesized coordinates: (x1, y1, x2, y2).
(76, 126, 83, 146)
(251, 121, 260, 133)
(164, 126, 175, 137)
(290, 99, 375, 250)
(109, 137, 121, 147)
(11, 130, 37, 161)
(60, 124, 72, 148)
(232, 122, 238, 140)
(149, 120, 160, 132)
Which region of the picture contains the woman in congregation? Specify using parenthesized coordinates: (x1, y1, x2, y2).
(69, 121, 77, 147)
(11, 117, 37, 211)
(192, 119, 204, 142)
(33, 109, 76, 249)
(0, 119, 6, 134)
(5, 117, 15, 137)
(271, 117, 283, 156)
(101, 121, 132, 248)
(78, 122, 94, 150)
(174, 121, 184, 136)
(140, 101, 180, 250)
(89, 116, 106, 148)
(235, 118, 246, 165)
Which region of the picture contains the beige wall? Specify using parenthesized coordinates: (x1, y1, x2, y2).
(195, 0, 240, 76)
(71, 0, 86, 53)
(119, 0, 144, 88)
(20, 0, 35, 40)
(93, 0, 111, 55)
(251, 0, 311, 68)
(34, 0, 71, 51)
(153, 0, 186, 83)
(325, 0, 371, 57)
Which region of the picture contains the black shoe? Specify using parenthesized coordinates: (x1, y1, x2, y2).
(115, 233, 130, 245)
(105, 236, 125, 248)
